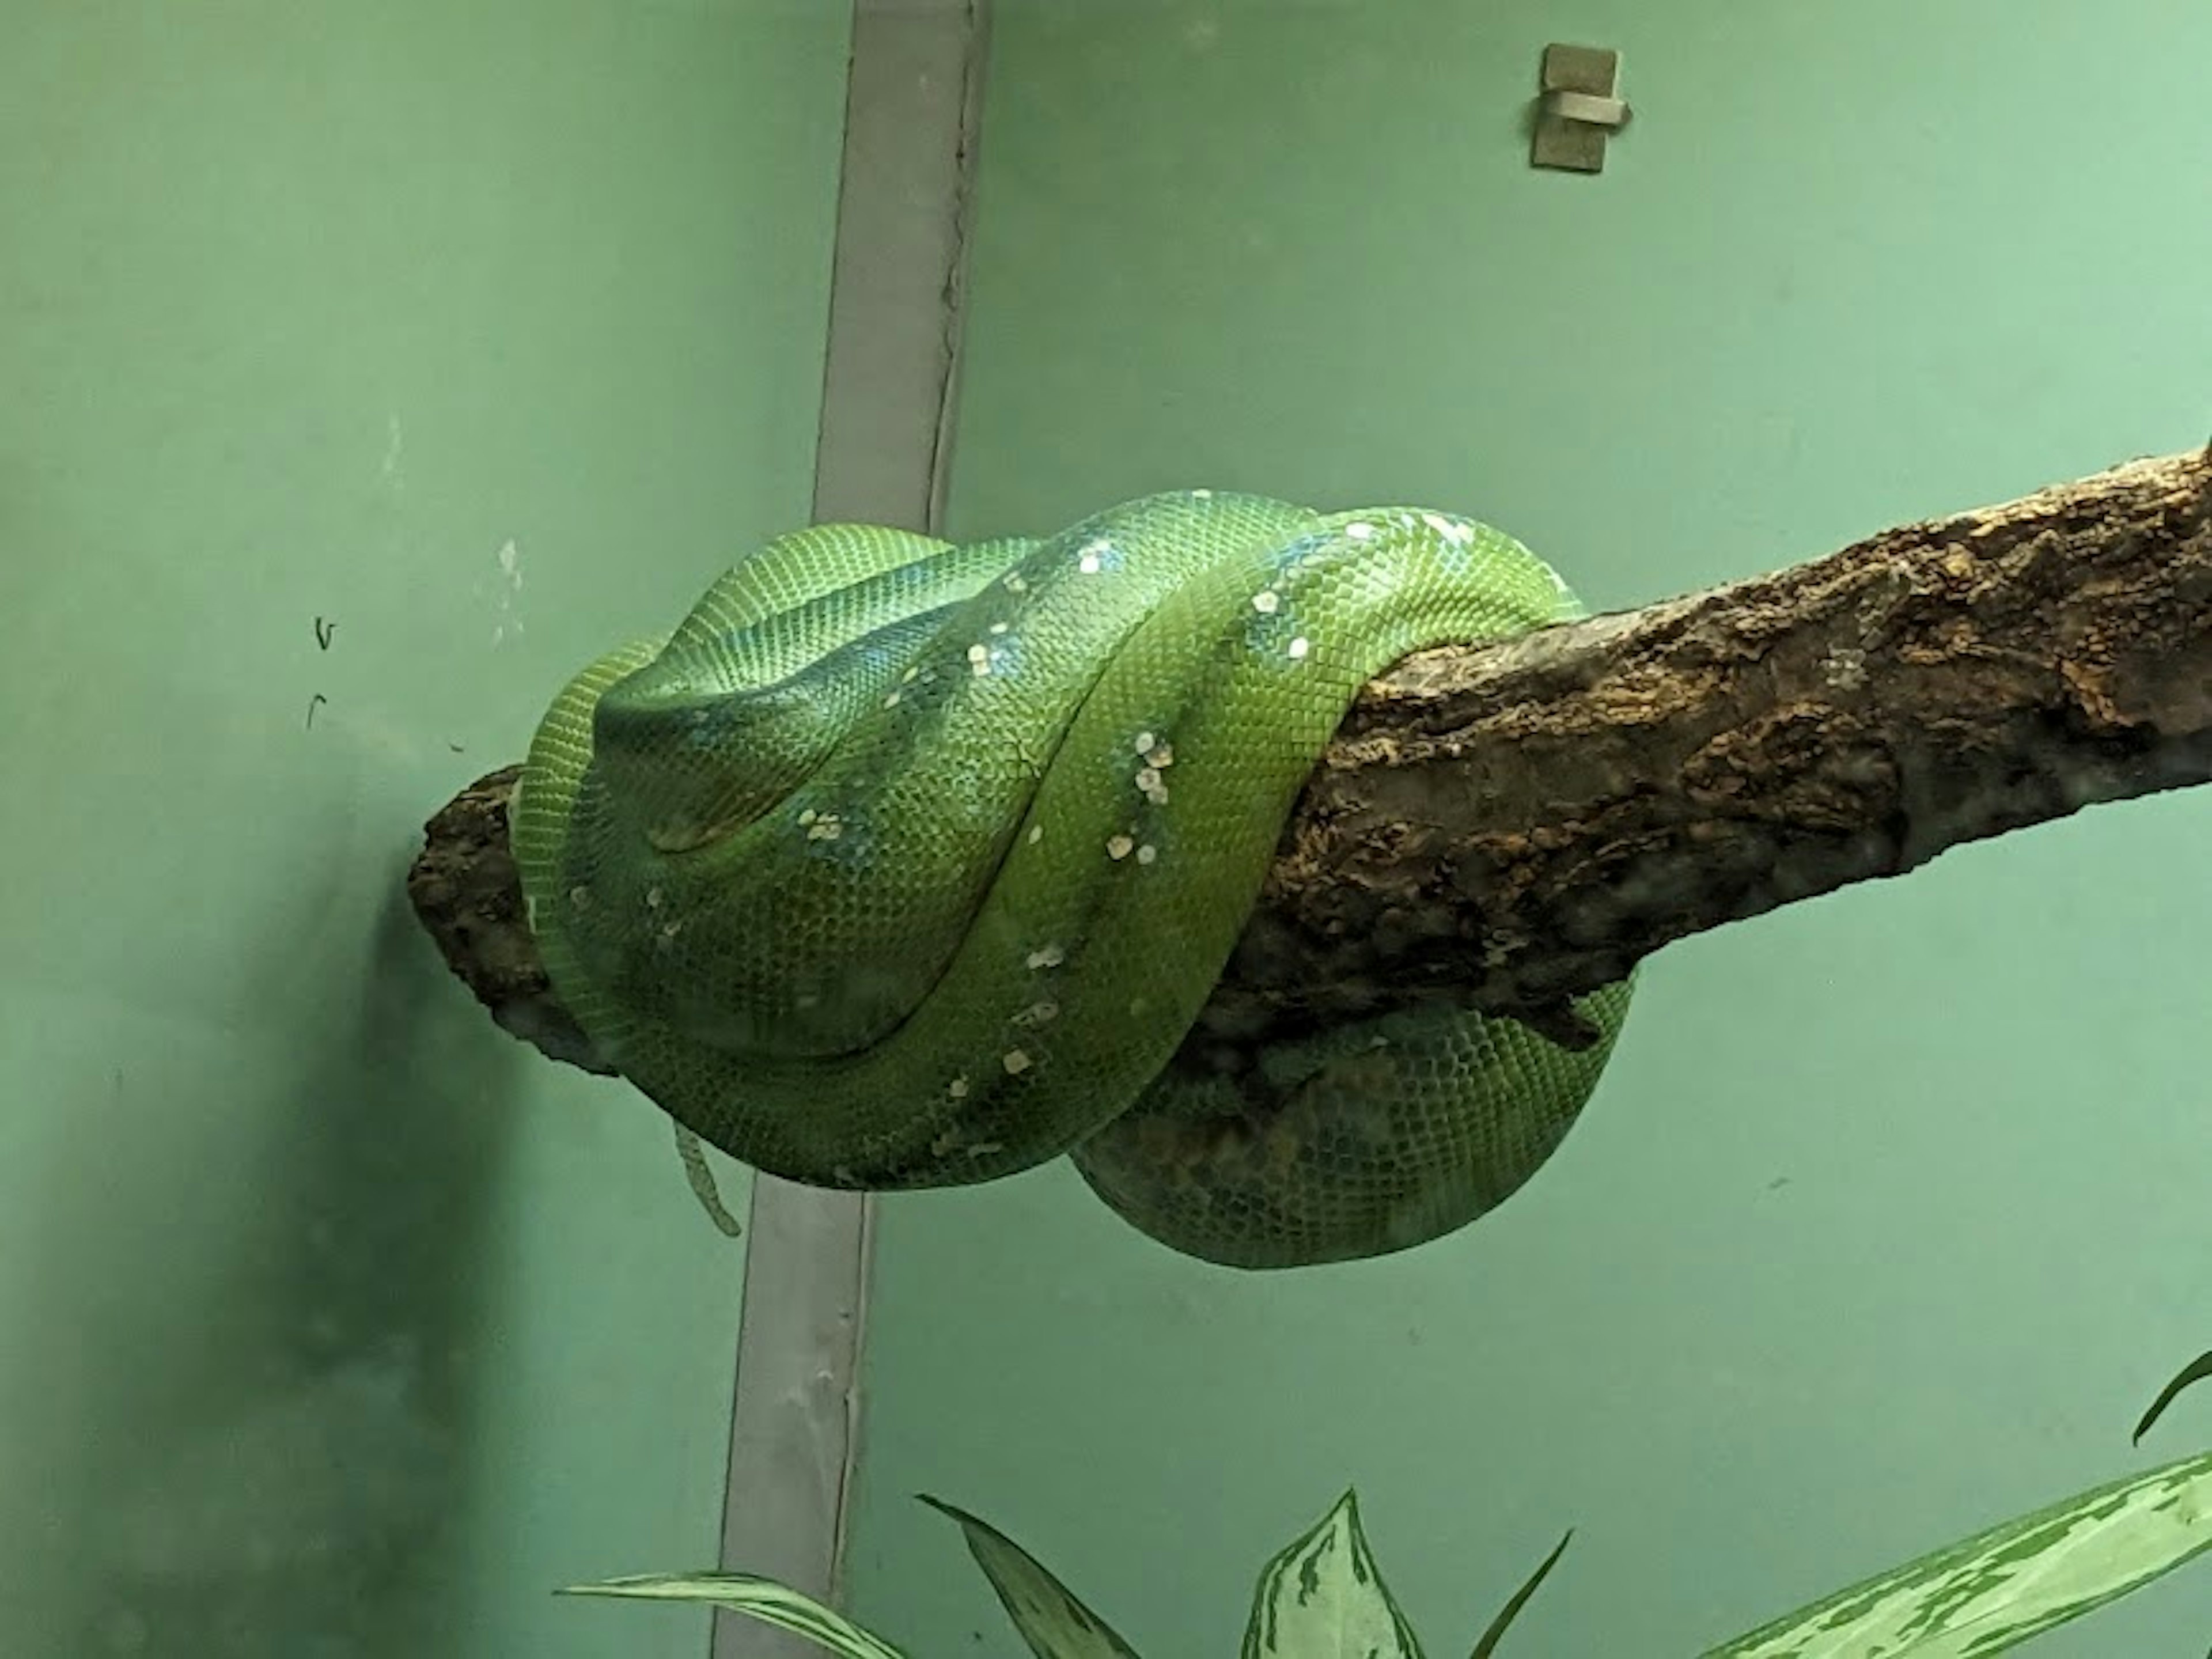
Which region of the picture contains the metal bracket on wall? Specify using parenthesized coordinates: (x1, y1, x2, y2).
(1531, 44, 1631, 173)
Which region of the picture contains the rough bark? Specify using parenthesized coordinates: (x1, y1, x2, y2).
(408, 767, 618, 1075)
(407, 445, 2212, 1072)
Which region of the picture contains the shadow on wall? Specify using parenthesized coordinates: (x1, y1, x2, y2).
(47, 863, 527, 1656)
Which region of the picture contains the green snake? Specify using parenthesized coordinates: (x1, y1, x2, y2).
(512, 491, 1634, 1269)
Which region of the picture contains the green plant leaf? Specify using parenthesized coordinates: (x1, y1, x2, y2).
(1241, 1489, 1425, 1659)
(560, 1570, 907, 1659)
(1469, 1530, 1571, 1658)
(919, 1493, 1143, 1659)
(2133, 1349, 2212, 1445)
(1700, 1446, 2212, 1656)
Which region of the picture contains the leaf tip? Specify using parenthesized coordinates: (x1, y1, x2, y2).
(2131, 1349, 2212, 1446)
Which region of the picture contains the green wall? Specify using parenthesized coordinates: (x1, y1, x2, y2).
(0, 5, 847, 1654)
(846, 3, 2212, 1654)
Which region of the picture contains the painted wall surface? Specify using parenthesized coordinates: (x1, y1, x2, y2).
(0, 5, 847, 1656)
(846, 3, 2212, 1655)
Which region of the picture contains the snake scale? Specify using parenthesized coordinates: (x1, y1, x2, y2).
(512, 490, 1634, 1268)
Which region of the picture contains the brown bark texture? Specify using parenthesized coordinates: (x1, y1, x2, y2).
(406, 445, 2212, 1071)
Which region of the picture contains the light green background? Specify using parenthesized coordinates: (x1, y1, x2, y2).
(846, 3, 2212, 1656)
(8, 3, 2209, 1657)
(1, 4, 847, 1655)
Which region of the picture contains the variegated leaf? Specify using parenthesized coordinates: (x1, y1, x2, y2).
(1701, 1446, 2212, 1656)
(1241, 1490, 1425, 1659)
(919, 1494, 1143, 1659)
(560, 1570, 907, 1659)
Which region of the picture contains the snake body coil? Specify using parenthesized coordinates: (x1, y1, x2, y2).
(513, 491, 1633, 1268)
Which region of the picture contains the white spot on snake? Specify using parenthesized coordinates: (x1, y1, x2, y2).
(1192, 488, 1214, 499)
(567, 885, 590, 910)
(1014, 1001, 1059, 1027)
(645, 886, 664, 908)
(1026, 942, 1065, 969)
(1135, 766, 1161, 791)
(882, 691, 902, 707)
(1287, 636, 1311, 660)
(1251, 590, 1280, 614)
(967, 642, 991, 676)
(1135, 844, 1158, 865)
(947, 1076, 969, 1099)
(806, 813, 843, 841)
(1027, 824, 1044, 844)
(1346, 520, 1376, 541)
(989, 621, 1009, 635)
(966, 1141, 1003, 1158)
(902, 665, 920, 683)
(1001, 1048, 1033, 1075)
(1077, 545, 1105, 574)
(1106, 834, 1135, 861)
(798, 808, 817, 826)
(1146, 743, 1175, 768)
(1003, 573, 1028, 593)
(1134, 730, 1156, 753)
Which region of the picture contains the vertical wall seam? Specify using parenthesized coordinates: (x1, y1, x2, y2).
(804, 20, 865, 534)
(713, 2, 990, 1655)
(925, 0, 994, 537)
(824, 1188, 876, 1608)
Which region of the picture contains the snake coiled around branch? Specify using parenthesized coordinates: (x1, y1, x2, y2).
(512, 490, 1635, 1268)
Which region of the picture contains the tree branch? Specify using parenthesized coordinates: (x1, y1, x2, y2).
(407, 445, 2212, 1072)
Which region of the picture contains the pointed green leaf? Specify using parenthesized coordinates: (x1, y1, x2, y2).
(1701, 1446, 2212, 1656)
(919, 1494, 1143, 1659)
(1469, 1530, 1571, 1658)
(1241, 1490, 1425, 1659)
(2133, 1349, 2212, 1445)
(560, 1570, 907, 1659)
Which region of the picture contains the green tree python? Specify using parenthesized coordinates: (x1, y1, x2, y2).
(512, 490, 1635, 1269)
